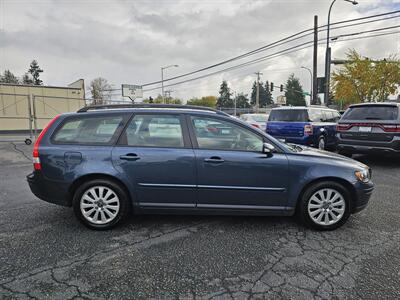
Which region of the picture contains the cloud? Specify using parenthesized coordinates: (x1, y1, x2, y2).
(0, 0, 399, 101)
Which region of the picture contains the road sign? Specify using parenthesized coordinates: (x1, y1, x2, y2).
(122, 84, 143, 100)
(276, 95, 286, 105)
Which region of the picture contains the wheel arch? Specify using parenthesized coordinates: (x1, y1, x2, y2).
(295, 176, 357, 213)
(68, 173, 132, 206)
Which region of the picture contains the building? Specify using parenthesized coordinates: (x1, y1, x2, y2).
(0, 79, 85, 132)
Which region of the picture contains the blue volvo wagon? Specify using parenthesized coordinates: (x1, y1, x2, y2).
(27, 104, 373, 231)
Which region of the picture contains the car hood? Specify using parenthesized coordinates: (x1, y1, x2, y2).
(290, 145, 368, 169)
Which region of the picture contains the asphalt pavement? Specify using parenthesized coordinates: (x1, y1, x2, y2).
(0, 142, 399, 300)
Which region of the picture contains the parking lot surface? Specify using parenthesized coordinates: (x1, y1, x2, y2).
(0, 142, 399, 300)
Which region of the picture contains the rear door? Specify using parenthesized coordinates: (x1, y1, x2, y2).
(267, 109, 308, 141)
(112, 113, 197, 209)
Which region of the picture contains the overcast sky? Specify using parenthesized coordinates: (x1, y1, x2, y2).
(0, 0, 399, 102)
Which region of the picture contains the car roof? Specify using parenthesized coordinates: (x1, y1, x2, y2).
(271, 106, 337, 111)
(348, 102, 400, 108)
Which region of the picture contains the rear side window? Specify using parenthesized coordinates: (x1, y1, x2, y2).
(342, 106, 398, 121)
(268, 109, 308, 122)
(52, 115, 124, 145)
(123, 114, 184, 148)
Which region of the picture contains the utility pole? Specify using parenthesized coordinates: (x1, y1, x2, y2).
(234, 91, 237, 116)
(255, 71, 262, 113)
(312, 15, 318, 105)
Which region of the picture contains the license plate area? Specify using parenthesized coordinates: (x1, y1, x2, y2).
(358, 126, 372, 132)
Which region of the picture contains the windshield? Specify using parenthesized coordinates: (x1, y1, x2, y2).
(268, 109, 308, 122)
(342, 106, 398, 121)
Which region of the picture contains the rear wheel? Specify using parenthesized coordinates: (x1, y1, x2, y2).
(73, 179, 130, 230)
(297, 181, 351, 230)
(317, 136, 326, 150)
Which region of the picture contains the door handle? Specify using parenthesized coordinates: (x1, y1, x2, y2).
(204, 156, 224, 164)
(119, 153, 140, 161)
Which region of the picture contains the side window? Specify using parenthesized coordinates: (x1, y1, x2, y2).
(52, 115, 124, 144)
(191, 116, 263, 152)
(124, 114, 184, 148)
(333, 111, 341, 122)
(308, 109, 324, 122)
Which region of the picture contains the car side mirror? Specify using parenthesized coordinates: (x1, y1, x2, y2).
(262, 143, 275, 155)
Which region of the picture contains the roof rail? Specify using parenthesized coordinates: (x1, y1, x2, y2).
(77, 103, 230, 116)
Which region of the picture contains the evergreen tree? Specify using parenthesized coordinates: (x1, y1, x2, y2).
(285, 74, 306, 106)
(217, 80, 233, 108)
(22, 73, 34, 85)
(234, 93, 250, 108)
(28, 60, 43, 85)
(250, 80, 272, 107)
(0, 70, 19, 84)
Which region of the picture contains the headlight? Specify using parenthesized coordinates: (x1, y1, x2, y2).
(355, 169, 371, 183)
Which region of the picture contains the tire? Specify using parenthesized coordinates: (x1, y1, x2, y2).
(317, 136, 326, 150)
(73, 179, 130, 230)
(297, 181, 351, 231)
(25, 138, 32, 145)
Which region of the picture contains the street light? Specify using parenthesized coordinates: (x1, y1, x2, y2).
(301, 66, 313, 106)
(161, 64, 179, 104)
(324, 0, 358, 106)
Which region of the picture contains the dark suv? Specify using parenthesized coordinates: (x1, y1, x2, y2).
(337, 102, 400, 156)
(27, 104, 374, 231)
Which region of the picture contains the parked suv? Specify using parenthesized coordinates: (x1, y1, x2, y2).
(266, 106, 341, 150)
(27, 104, 373, 231)
(337, 102, 400, 156)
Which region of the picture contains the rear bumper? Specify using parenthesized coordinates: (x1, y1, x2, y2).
(336, 134, 400, 154)
(352, 181, 374, 213)
(27, 172, 71, 207)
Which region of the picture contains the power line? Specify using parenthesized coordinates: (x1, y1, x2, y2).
(143, 29, 399, 92)
(141, 9, 400, 87)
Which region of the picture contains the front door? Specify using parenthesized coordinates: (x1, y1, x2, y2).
(112, 113, 197, 209)
(189, 115, 289, 211)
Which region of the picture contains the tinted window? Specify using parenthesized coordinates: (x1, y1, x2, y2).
(268, 109, 308, 122)
(342, 106, 398, 121)
(53, 115, 124, 144)
(124, 114, 184, 148)
(191, 116, 263, 152)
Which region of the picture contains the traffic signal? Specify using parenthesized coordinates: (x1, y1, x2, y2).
(270, 82, 274, 91)
(280, 84, 284, 92)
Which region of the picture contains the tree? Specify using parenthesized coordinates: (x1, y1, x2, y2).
(28, 60, 43, 85)
(285, 74, 306, 106)
(22, 73, 34, 85)
(0, 70, 19, 84)
(88, 77, 112, 104)
(234, 93, 250, 108)
(250, 80, 273, 107)
(217, 80, 234, 108)
(187, 96, 217, 107)
(332, 49, 400, 105)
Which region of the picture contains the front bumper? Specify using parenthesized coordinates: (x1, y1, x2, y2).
(27, 172, 71, 207)
(352, 181, 374, 213)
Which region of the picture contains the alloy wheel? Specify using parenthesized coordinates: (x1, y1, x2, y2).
(80, 186, 120, 225)
(307, 188, 345, 226)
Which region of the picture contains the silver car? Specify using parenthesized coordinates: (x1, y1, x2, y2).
(240, 113, 269, 131)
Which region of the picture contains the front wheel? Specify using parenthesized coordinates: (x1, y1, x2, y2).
(317, 136, 326, 150)
(73, 179, 130, 230)
(297, 181, 351, 230)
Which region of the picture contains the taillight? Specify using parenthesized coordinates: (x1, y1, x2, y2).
(304, 124, 313, 136)
(381, 124, 400, 133)
(33, 115, 60, 171)
(251, 123, 260, 128)
(336, 124, 352, 132)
